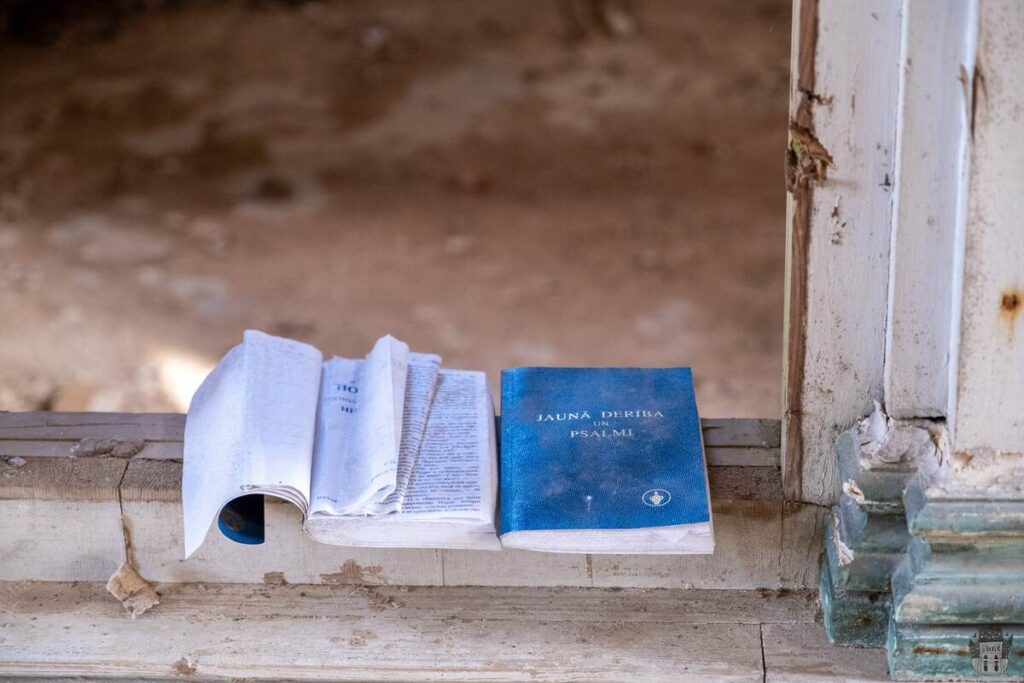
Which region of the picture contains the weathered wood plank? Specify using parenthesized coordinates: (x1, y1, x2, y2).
(709, 466, 783, 500)
(0, 458, 128, 581)
(120, 458, 780, 504)
(953, 0, 1024, 459)
(780, 500, 826, 589)
(763, 622, 889, 682)
(442, 548, 592, 587)
(123, 460, 444, 585)
(0, 413, 780, 467)
(0, 583, 789, 681)
(0, 412, 185, 440)
(0, 582, 822, 625)
(701, 418, 780, 448)
(0, 418, 807, 589)
(781, 0, 816, 501)
(590, 500, 784, 589)
(131, 500, 446, 586)
(0, 500, 126, 581)
(0, 439, 182, 460)
(0, 456, 125, 502)
(118, 460, 808, 589)
(0, 413, 777, 444)
(0, 439, 773, 468)
(783, 0, 904, 504)
(707, 447, 780, 468)
(883, 0, 975, 419)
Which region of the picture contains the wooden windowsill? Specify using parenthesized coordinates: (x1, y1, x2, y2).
(0, 412, 822, 590)
(0, 581, 887, 682)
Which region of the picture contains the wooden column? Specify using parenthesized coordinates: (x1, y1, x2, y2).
(888, 1, 1024, 678)
(783, 0, 903, 505)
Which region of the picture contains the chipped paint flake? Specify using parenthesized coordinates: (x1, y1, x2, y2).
(71, 437, 145, 459)
(857, 402, 936, 469)
(842, 479, 866, 504)
(106, 562, 160, 618)
(832, 515, 855, 566)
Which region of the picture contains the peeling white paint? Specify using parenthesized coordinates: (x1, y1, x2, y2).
(953, 0, 1024, 461)
(934, 450, 1024, 499)
(842, 480, 866, 505)
(832, 515, 855, 566)
(856, 402, 936, 470)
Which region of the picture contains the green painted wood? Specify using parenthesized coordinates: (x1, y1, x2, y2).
(819, 561, 891, 648)
(905, 478, 1024, 540)
(824, 507, 907, 593)
(892, 539, 1024, 625)
(888, 619, 1024, 681)
(838, 495, 911, 552)
(836, 428, 919, 510)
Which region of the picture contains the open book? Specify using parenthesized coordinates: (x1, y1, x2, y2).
(183, 330, 499, 557)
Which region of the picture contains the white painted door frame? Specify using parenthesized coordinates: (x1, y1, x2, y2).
(783, 0, 979, 504)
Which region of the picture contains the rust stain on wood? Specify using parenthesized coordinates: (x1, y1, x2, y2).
(263, 571, 287, 585)
(320, 559, 386, 585)
(172, 655, 197, 676)
(1000, 289, 1022, 342)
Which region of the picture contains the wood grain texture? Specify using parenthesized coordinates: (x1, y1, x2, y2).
(709, 466, 783, 500)
(701, 418, 780, 448)
(119, 469, 815, 589)
(782, 0, 816, 504)
(127, 498, 445, 586)
(442, 548, 592, 587)
(0, 413, 776, 444)
(780, 500, 827, 589)
(763, 622, 889, 682)
(590, 500, 784, 589)
(0, 583, 891, 682)
(953, 0, 1024, 456)
(883, 0, 975, 419)
(0, 415, 808, 589)
(784, 0, 904, 505)
(0, 439, 183, 459)
(0, 583, 776, 682)
(0, 458, 128, 581)
(0, 411, 185, 438)
(0, 456, 125, 501)
(119, 458, 782, 504)
(0, 500, 126, 580)
(0, 413, 779, 467)
(0, 441, 810, 590)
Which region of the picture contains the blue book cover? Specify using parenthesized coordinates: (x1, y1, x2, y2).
(499, 367, 710, 538)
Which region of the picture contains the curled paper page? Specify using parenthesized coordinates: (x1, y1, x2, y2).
(309, 335, 410, 516)
(182, 330, 322, 557)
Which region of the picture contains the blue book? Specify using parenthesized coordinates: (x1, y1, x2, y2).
(499, 367, 713, 553)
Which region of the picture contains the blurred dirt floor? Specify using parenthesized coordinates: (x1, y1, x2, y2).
(0, 0, 790, 417)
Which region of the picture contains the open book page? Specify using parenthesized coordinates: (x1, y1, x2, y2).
(309, 335, 409, 516)
(242, 331, 323, 508)
(368, 352, 441, 515)
(303, 368, 498, 549)
(182, 330, 323, 557)
(182, 344, 245, 558)
(400, 369, 495, 521)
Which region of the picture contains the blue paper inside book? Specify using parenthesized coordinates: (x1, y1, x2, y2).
(500, 367, 714, 554)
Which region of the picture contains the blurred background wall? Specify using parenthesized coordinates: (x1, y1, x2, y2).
(0, 0, 790, 417)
